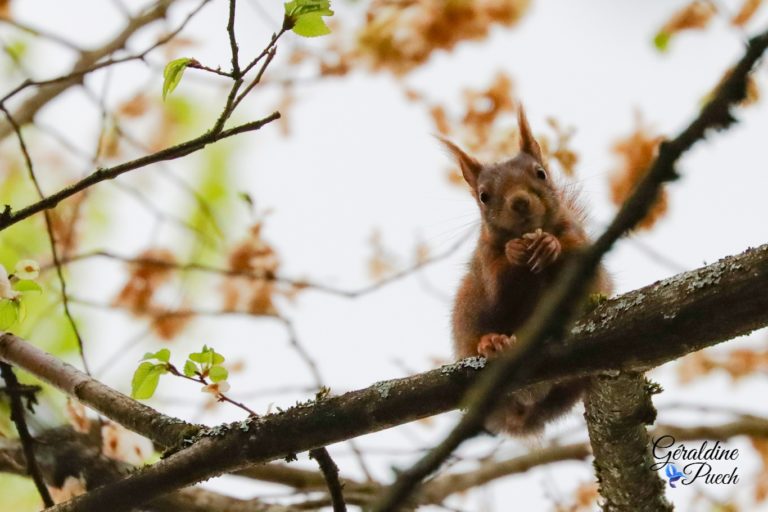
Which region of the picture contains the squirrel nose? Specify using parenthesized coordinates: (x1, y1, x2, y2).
(511, 194, 530, 214)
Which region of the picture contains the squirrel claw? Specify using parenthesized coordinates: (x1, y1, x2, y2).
(477, 333, 516, 358)
(525, 231, 561, 273)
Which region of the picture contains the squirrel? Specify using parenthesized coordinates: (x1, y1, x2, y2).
(444, 106, 612, 435)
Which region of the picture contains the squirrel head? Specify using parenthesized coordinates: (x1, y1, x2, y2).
(442, 105, 562, 243)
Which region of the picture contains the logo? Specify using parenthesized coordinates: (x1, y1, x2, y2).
(651, 435, 740, 487)
(664, 464, 684, 488)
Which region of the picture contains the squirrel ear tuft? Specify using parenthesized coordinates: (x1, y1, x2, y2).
(439, 137, 482, 189)
(517, 104, 544, 163)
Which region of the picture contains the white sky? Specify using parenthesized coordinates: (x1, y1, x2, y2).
(4, 0, 768, 510)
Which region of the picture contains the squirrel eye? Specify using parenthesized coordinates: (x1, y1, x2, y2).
(479, 191, 490, 204)
(536, 167, 547, 180)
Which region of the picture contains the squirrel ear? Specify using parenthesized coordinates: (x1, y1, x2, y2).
(517, 104, 544, 163)
(439, 138, 482, 189)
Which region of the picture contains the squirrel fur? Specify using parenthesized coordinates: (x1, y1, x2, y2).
(445, 106, 612, 435)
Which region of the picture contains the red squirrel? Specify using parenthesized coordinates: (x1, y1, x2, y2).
(445, 106, 612, 435)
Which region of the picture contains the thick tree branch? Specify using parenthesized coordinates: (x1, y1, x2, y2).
(0, 334, 198, 448)
(26, 242, 768, 511)
(372, 26, 768, 511)
(584, 373, 672, 511)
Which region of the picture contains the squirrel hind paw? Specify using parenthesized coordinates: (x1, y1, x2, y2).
(477, 333, 516, 358)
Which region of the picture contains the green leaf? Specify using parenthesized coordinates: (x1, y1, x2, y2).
(653, 31, 671, 52)
(141, 348, 171, 363)
(131, 362, 167, 399)
(0, 300, 20, 329)
(293, 13, 332, 37)
(12, 280, 41, 293)
(284, 0, 333, 37)
(208, 365, 228, 383)
(189, 346, 224, 367)
(162, 58, 192, 101)
(183, 360, 197, 377)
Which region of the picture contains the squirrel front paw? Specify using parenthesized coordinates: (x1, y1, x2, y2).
(504, 238, 529, 267)
(477, 333, 517, 358)
(522, 229, 561, 273)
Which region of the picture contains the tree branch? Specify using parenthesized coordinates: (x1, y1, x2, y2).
(17, 241, 768, 511)
(584, 373, 672, 511)
(0, 112, 280, 232)
(372, 25, 768, 511)
(0, 334, 197, 448)
(0, 362, 53, 506)
(308, 448, 347, 512)
(0, 426, 297, 511)
(0, 0, 182, 140)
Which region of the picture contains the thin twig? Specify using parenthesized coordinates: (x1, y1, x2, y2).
(165, 363, 259, 417)
(0, 111, 280, 232)
(0, 106, 92, 374)
(227, 0, 241, 78)
(0, 362, 54, 507)
(309, 447, 347, 512)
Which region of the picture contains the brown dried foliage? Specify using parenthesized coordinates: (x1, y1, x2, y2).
(65, 398, 90, 434)
(117, 93, 151, 119)
(424, 73, 580, 184)
(356, 0, 530, 74)
(222, 223, 280, 316)
(609, 119, 667, 230)
(367, 229, 400, 280)
(752, 437, 768, 502)
(660, 0, 717, 36)
(555, 481, 599, 512)
(114, 248, 175, 315)
(49, 191, 87, 256)
(151, 310, 194, 340)
(678, 348, 768, 383)
(732, 0, 763, 27)
(540, 117, 579, 177)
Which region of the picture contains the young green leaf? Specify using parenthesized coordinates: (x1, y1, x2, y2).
(0, 300, 20, 329)
(284, 0, 334, 37)
(162, 57, 192, 101)
(12, 280, 41, 293)
(183, 360, 198, 377)
(141, 348, 171, 363)
(209, 365, 228, 383)
(131, 362, 167, 399)
(189, 346, 224, 367)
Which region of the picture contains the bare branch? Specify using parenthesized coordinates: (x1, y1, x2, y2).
(0, 112, 280, 232)
(227, 0, 241, 77)
(309, 448, 347, 512)
(26, 242, 768, 511)
(0, 334, 197, 448)
(0, 0, 188, 140)
(0, 362, 53, 506)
